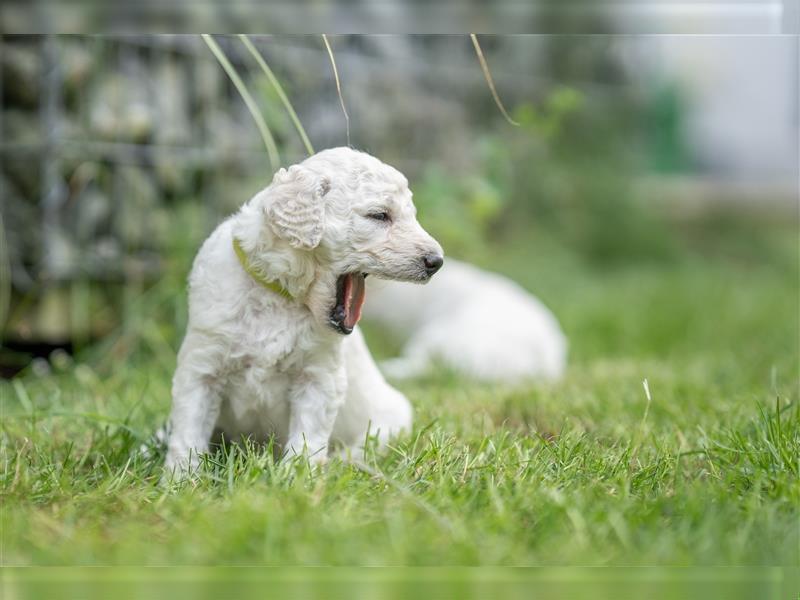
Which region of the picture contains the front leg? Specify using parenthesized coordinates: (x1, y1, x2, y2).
(164, 335, 223, 475)
(165, 378, 221, 475)
(285, 363, 347, 464)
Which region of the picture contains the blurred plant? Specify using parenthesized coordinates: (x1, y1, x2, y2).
(412, 164, 502, 257)
(414, 86, 586, 258)
(513, 87, 583, 140)
(416, 76, 679, 265)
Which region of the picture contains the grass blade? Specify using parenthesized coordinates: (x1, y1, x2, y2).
(201, 34, 280, 169)
(239, 35, 315, 157)
(322, 34, 351, 146)
(470, 34, 519, 127)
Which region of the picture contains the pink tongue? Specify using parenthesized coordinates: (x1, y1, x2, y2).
(343, 274, 366, 329)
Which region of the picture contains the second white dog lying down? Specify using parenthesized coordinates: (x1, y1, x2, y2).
(364, 258, 567, 382)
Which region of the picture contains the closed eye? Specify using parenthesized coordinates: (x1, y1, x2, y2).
(367, 211, 391, 223)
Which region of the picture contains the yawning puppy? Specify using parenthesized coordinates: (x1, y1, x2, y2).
(164, 148, 443, 473)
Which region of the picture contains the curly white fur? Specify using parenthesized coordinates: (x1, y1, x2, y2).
(165, 147, 443, 473)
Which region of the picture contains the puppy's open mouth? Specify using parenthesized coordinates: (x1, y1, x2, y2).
(329, 272, 367, 335)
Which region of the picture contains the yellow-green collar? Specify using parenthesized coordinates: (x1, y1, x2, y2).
(232, 237, 294, 300)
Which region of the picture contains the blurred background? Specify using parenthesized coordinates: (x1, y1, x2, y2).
(0, 32, 797, 377)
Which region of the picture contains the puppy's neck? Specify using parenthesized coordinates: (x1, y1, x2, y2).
(231, 199, 317, 302)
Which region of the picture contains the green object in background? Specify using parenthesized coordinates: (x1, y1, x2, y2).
(649, 82, 691, 173)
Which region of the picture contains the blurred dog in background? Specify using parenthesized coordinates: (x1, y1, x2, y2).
(364, 258, 567, 383)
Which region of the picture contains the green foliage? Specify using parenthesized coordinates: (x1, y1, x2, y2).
(414, 84, 680, 266)
(412, 87, 587, 257)
(505, 94, 677, 264)
(513, 87, 584, 141)
(412, 165, 503, 256)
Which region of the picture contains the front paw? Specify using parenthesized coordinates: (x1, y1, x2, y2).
(284, 438, 329, 467)
(163, 449, 202, 481)
(306, 452, 328, 467)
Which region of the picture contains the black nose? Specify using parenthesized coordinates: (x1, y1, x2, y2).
(422, 253, 444, 275)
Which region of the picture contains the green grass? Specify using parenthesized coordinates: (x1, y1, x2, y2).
(1, 215, 798, 567)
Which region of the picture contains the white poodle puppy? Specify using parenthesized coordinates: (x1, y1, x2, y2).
(364, 258, 567, 382)
(165, 147, 443, 472)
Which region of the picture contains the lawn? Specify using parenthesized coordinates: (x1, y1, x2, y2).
(2, 213, 798, 569)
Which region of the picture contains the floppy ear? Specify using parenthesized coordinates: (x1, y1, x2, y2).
(265, 165, 330, 250)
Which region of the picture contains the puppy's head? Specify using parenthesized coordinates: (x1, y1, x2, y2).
(263, 147, 443, 335)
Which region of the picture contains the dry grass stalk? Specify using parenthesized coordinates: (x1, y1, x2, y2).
(322, 34, 351, 146)
(470, 34, 520, 127)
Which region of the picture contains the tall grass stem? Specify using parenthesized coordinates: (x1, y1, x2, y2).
(239, 35, 315, 157)
(201, 34, 280, 169)
(470, 34, 520, 127)
(322, 34, 351, 146)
